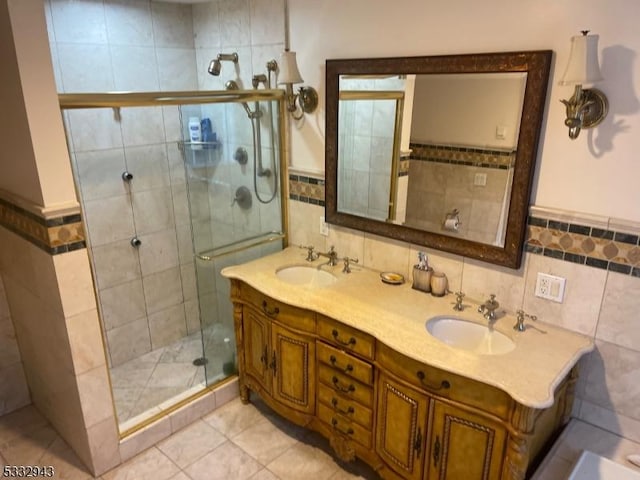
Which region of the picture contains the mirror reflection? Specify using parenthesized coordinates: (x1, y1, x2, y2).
(325, 51, 552, 268)
(337, 72, 527, 247)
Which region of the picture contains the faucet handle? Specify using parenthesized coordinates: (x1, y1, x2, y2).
(300, 245, 318, 262)
(453, 291, 465, 311)
(342, 257, 359, 274)
(514, 309, 538, 331)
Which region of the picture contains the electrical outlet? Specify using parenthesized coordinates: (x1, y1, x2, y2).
(535, 272, 566, 303)
(474, 173, 487, 187)
(319, 216, 329, 236)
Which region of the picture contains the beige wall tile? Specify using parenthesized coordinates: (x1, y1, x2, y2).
(118, 417, 172, 463)
(596, 271, 640, 351)
(53, 249, 98, 318)
(460, 255, 527, 311)
(0, 363, 30, 415)
(86, 415, 121, 476)
(578, 400, 640, 445)
(65, 309, 107, 375)
(363, 233, 411, 276)
(76, 366, 115, 428)
(581, 340, 640, 423)
(288, 202, 326, 249)
(522, 254, 607, 335)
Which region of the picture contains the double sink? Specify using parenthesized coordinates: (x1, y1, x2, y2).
(275, 264, 514, 356)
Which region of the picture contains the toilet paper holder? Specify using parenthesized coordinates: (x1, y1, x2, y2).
(442, 208, 461, 232)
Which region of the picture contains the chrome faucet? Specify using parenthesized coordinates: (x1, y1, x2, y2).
(300, 245, 318, 262)
(478, 294, 500, 322)
(317, 246, 339, 266)
(514, 309, 538, 332)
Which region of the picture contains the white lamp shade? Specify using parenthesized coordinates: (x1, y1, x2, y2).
(560, 33, 604, 85)
(278, 51, 304, 85)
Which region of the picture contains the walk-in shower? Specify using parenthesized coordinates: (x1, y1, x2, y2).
(59, 88, 287, 433)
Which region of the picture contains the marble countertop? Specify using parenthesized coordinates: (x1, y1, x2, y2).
(221, 247, 594, 409)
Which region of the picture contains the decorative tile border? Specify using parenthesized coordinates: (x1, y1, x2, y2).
(0, 197, 85, 255)
(288, 176, 640, 278)
(526, 216, 640, 277)
(289, 174, 325, 207)
(409, 142, 514, 170)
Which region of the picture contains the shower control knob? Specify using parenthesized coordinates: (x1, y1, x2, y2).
(122, 171, 133, 181)
(130, 237, 142, 248)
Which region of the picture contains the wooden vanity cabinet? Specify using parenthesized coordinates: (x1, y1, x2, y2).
(233, 281, 316, 416)
(230, 280, 575, 480)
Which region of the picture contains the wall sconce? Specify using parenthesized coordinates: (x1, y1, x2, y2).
(560, 30, 608, 139)
(277, 50, 318, 120)
(277, 0, 318, 120)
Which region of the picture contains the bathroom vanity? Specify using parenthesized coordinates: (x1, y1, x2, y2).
(222, 248, 593, 480)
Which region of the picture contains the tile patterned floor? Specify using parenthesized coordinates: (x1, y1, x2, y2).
(110, 324, 233, 424)
(2, 396, 640, 480)
(0, 396, 379, 480)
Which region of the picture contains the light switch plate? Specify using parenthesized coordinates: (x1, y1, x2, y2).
(320, 216, 329, 236)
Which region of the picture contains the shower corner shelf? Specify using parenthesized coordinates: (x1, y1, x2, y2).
(178, 140, 221, 151)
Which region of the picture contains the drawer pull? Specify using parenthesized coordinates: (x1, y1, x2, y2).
(269, 352, 277, 375)
(260, 345, 268, 367)
(417, 371, 451, 391)
(331, 329, 356, 347)
(433, 435, 441, 467)
(262, 300, 279, 317)
(332, 376, 356, 394)
(329, 355, 354, 373)
(414, 427, 423, 458)
(331, 418, 354, 436)
(331, 397, 354, 416)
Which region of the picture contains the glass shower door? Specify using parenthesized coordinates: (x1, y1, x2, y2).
(179, 96, 285, 386)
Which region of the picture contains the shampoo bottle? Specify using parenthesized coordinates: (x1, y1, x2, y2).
(188, 116, 202, 150)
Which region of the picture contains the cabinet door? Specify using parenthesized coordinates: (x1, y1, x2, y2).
(427, 401, 507, 480)
(376, 372, 430, 480)
(270, 323, 316, 414)
(243, 306, 271, 391)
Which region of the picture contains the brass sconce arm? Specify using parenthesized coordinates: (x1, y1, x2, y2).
(284, 83, 319, 120)
(560, 84, 608, 140)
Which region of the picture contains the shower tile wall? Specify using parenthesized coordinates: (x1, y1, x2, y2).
(47, 0, 286, 368)
(0, 275, 30, 416)
(47, 0, 198, 366)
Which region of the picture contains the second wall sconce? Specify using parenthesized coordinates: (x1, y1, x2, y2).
(560, 30, 608, 139)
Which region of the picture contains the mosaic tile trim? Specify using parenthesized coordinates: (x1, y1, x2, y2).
(526, 216, 640, 277)
(409, 142, 515, 170)
(0, 197, 85, 255)
(289, 174, 325, 207)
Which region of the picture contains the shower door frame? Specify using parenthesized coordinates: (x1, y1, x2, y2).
(59, 89, 289, 438)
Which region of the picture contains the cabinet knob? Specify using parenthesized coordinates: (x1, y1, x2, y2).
(262, 300, 279, 317)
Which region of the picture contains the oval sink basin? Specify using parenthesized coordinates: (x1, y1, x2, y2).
(426, 316, 515, 355)
(276, 265, 337, 287)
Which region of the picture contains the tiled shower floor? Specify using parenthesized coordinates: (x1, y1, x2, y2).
(110, 323, 233, 424)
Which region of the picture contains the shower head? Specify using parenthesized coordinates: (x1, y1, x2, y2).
(208, 59, 221, 76)
(207, 52, 239, 76)
(225, 80, 253, 117)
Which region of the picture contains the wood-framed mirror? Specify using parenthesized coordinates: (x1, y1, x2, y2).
(325, 50, 552, 268)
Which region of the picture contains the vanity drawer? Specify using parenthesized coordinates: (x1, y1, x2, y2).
(318, 402, 372, 448)
(318, 364, 373, 408)
(376, 341, 513, 419)
(318, 383, 373, 430)
(237, 283, 315, 333)
(317, 341, 373, 385)
(317, 315, 375, 360)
